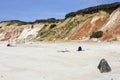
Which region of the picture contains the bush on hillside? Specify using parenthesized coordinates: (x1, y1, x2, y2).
(31, 25, 34, 29)
(34, 18, 63, 23)
(4, 20, 28, 26)
(50, 24, 56, 29)
(90, 31, 103, 38)
(65, 2, 120, 18)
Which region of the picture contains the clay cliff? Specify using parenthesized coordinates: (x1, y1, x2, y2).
(0, 2, 120, 42)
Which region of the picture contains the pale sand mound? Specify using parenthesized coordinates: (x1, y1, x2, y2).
(0, 41, 120, 80)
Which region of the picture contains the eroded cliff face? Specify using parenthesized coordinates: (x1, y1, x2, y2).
(101, 8, 120, 41)
(70, 11, 109, 40)
(0, 8, 120, 42)
(0, 23, 44, 42)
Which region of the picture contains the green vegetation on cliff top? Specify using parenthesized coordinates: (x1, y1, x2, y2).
(0, 2, 119, 25)
(65, 2, 120, 18)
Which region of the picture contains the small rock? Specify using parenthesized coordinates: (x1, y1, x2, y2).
(78, 46, 82, 51)
(7, 43, 11, 47)
(98, 58, 111, 73)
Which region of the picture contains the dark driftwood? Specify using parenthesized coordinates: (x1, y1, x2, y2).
(98, 59, 111, 73)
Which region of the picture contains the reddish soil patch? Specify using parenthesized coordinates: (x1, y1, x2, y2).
(102, 25, 120, 41)
(1, 28, 23, 41)
(70, 16, 107, 40)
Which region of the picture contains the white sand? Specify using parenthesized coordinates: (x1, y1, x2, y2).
(0, 41, 120, 80)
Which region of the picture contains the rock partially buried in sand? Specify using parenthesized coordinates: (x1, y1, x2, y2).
(7, 43, 11, 47)
(98, 59, 111, 73)
(78, 46, 82, 51)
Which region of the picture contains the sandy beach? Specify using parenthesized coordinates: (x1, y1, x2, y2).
(0, 41, 120, 80)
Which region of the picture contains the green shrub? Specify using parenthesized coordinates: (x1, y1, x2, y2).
(5, 20, 28, 26)
(38, 31, 50, 38)
(50, 24, 56, 29)
(65, 2, 120, 18)
(90, 31, 103, 38)
(34, 18, 63, 23)
(17, 22, 27, 26)
(31, 25, 34, 29)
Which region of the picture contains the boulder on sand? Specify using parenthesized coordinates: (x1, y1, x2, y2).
(7, 43, 11, 47)
(78, 46, 82, 51)
(98, 58, 111, 73)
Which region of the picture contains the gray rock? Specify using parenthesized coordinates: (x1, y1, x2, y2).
(98, 59, 111, 73)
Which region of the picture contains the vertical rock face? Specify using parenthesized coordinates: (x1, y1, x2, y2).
(98, 59, 111, 73)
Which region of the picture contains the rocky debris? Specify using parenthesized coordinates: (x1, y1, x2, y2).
(98, 58, 111, 73)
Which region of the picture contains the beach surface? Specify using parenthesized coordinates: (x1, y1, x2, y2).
(0, 41, 120, 80)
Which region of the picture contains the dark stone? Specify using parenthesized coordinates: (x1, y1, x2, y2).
(7, 43, 11, 47)
(98, 59, 111, 73)
(78, 46, 82, 51)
